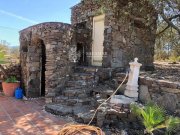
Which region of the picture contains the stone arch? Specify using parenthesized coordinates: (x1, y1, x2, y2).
(20, 22, 72, 98)
(27, 37, 46, 97)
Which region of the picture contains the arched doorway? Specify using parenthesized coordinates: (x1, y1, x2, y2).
(27, 38, 46, 97)
(40, 40, 46, 96)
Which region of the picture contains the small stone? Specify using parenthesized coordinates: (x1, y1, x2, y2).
(121, 130, 128, 135)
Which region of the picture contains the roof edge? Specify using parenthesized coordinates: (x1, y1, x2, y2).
(19, 22, 71, 33)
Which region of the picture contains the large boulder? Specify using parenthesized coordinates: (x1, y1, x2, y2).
(139, 85, 151, 104)
(156, 93, 178, 113)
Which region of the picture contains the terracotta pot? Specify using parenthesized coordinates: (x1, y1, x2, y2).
(2, 82, 20, 97)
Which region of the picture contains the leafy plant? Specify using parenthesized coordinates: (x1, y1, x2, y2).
(5, 76, 18, 83)
(130, 103, 180, 135)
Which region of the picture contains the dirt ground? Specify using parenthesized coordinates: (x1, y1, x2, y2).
(140, 61, 180, 82)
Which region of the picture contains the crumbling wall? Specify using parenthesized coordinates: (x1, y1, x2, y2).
(20, 22, 73, 99)
(72, 22, 91, 66)
(114, 73, 180, 114)
(71, 0, 157, 69)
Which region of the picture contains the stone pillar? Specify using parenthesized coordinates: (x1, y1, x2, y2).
(124, 58, 142, 98)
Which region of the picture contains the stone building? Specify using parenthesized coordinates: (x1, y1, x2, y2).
(71, 0, 157, 69)
(19, 0, 157, 98)
(19, 23, 72, 97)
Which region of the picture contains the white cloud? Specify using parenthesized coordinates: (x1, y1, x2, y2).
(0, 9, 39, 24)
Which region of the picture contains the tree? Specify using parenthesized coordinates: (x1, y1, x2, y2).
(155, 0, 180, 35)
(0, 40, 19, 64)
(0, 42, 10, 64)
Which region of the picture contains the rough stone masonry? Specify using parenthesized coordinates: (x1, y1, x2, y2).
(71, 0, 157, 69)
(19, 22, 73, 98)
(19, 0, 157, 98)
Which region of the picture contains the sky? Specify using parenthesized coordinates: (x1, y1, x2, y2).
(0, 0, 80, 46)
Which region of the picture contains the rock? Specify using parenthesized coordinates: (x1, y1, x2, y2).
(175, 109, 180, 117)
(118, 84, 126, 95)
(161, 87, 180, 94)
(110, 95, 137, 104)
(97, 111, 106, 127)
(139, 85, 151, 104)
(121, 130, 128, 135)
(156, 93, 178, 113)
(45, 104, 73, 115)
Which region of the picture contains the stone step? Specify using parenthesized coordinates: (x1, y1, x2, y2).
(52, 96, 92, 106)
(74, 66, 99, 74)
(65, 80, 95, 88)
(70, 73, 95, 81)
(45, 104, 73, 116)
(62, 89, 90, 98)
(45, 104, 95, 124)
(74, 110, 95, 124)
(92, 84, 115, 98)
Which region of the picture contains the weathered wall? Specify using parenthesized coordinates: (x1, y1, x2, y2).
(139, 77, 180, 113)
(20, 22, 73, 98)
(72, 23, 91, 66)
(114, 73, 180, 114)
(0, 64, 20, 80)
(71, 0, 157, 69)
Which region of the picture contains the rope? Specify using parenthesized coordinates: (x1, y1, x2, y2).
(88, 73, 128, 125)
(58, 124, 104, 135)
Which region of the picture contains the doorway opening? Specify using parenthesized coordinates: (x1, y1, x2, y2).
(77, 43, 87, 66)
(40, 41, 46, 96)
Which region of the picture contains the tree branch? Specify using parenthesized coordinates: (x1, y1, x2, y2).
(168, 14, 180, 21)
(160, 13, 180, 34)
(128, 14, 146, 22)
(156, 25, 170, 36)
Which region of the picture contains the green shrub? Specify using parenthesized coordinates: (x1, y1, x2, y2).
(177, 56, 180, 62)
(5, 76, 18, 83)
(130, 103, 180, 135)
(169, 56, 177, 63)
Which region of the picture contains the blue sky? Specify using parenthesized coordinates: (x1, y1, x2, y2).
(0, 0, 80, 46)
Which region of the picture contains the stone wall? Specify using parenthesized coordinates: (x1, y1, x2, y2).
(71, 0, 157, 69)
(72, 22, 91, 66)
(114, 73, 180, 114)
(0, 64, 20, 80)
(139, 76, 180, 113)
(19, 22, 73, 98)
(0, 64, 21, 91)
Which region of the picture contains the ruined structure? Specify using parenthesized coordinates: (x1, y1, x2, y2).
(18, 1, 180, 133)
(71, 0, 157, 69)
(20, 22, 72, 97)
(20, 0, 157, 98)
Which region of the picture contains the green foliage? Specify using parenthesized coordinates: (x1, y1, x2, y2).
(131, 103, 180, 134)
(0, 41, 19, 64)
(5, 76, 18, 83)
(0, 43, 9, 63)
(155, 26, 180, 62)
(165, 116, 180, 134)
(169, 56, 180, 63)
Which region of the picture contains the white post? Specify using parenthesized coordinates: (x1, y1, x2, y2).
(124, 58, 142, 98)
